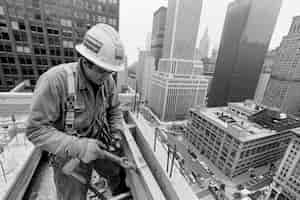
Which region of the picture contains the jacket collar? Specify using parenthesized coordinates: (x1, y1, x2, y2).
(77, 58, 111, 91)
(77, 58, 89, 91)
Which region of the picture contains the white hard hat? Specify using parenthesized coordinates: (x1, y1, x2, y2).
(75, 23, 125, 72)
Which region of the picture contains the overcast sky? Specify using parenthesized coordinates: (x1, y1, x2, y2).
(120, 0, 300, 65)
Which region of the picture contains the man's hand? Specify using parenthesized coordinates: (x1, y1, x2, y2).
(78, 138, 106, 163)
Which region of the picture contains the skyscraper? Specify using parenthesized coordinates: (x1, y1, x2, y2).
(265, 128, 300, 200)
(207, 0, 282, 107)
(151, 6, 167, 69)
(254, 49, 277, 104)
(0, 0, 119, 91)
(195, 27, 210, 60)
(136, 50, 155, 102)
(149, 0, 207, 121)
(262, 16, 300, 115)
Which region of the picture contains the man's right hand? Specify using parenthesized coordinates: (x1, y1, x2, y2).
(78, 138, 106, 163)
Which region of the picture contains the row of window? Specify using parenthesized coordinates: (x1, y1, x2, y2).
(0, 54, 76, 65)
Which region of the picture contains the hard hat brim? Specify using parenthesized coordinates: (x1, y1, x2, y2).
(75, 43, 125, 72)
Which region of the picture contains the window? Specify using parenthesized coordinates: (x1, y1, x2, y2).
(32, 33, 44, 44)
(33, 45, 46, 55)
(0, 55, 15, 64)
(97, 16, 106, 23)
(11, 21, 19, 30)
(48, 36, 60, 45)
(61, 19, 72, 27)
(35, 57, 48, 65)
(18, 55, 32, 65)
(51, 58, 62, 65)
(62, 29, 73, 37)
(30, 24, 43, 33)
(0, 31, 9, 40)
(47, 28, 59, 35)
(13, 31, 27, 41)
(16, 45, 31, 53)
(0, 43, 12, 52)
(64, 48, 74, 57)
(49, 47, 60, 56)
(0, 20, 7, 29)
(63, 40, 73, 48)
(22, 66, 34, 75)
(2, 65, 18, 75)
(0, 6, 4, 15)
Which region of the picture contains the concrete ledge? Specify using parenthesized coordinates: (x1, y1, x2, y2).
(2, 147, 42, 200)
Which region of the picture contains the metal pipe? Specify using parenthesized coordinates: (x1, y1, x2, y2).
(166, 144, 170, 172)
(169, 144, 176, 178)
(153, 128, 158, 152)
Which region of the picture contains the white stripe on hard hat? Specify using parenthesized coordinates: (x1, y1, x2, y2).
(75, 23, 125, 72)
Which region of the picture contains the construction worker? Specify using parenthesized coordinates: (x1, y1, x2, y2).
(26, 23, 128, 199)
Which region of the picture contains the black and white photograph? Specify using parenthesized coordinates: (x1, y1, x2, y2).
(0, 0, 299, 199)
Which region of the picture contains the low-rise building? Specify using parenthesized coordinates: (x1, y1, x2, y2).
(265, 128, 300, 200)
(185, 101, 300, 177)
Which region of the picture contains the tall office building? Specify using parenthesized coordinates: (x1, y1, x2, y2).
(254, 49, 277, 104)
(145, 32, 152, 51)
(136, 50, 155, 102)
(0, 0, 119, 91)
(195, 27, 210, 60)
(151, 6, 167, 69)
(262, 16, 300, 115)
(117, 56, 128, 93)
(207, 0, 282, 107)
(265, 128, 300, 200)
(149, 0, 206, 121)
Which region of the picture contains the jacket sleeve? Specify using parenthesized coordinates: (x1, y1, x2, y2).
(106, 77, 124, 135)
(26, 74, 80, 158)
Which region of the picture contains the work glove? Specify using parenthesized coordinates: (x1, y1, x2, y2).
(66, 137, 107, 164)
(79, 138, 108, 163)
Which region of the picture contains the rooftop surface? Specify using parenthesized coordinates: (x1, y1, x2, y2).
(228, 100, 263, 115)
(190, 106, 300, 142)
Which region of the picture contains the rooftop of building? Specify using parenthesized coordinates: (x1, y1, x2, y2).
(190, 102, 300, 142)
(228, 100, 264, 115)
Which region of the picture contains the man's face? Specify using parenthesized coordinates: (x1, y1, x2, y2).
(82, 58, 112, 85)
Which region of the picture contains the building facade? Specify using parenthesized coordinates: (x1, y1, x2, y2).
(0, 0, 119, 91)
(207, 0, 282, 107)
(136, 50, 155, 102)
(151, 6, 167, 69)
(185, 101, 299, 177)
(149, 0, 205, 121)
(117, 55, 128, 93)
(254, 49, 277, 104)
(150, 59, 208, 121)
(266, 128, 300, 200)
(262, 16, 300, 115)
(194, 27, 210, 60)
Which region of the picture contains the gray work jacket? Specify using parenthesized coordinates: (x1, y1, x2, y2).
(26, 61, 123, 159)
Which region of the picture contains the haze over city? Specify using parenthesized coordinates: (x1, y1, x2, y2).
(121, 0, 300, 64)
